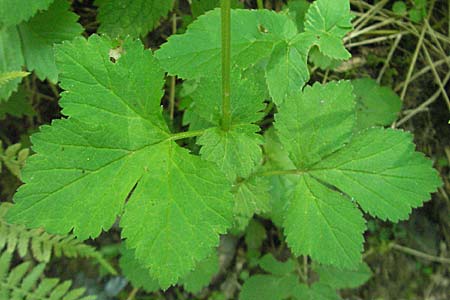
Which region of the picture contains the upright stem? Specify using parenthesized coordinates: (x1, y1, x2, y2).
(257, 0, 264, 9)
(169, 13, 177, 120)
(221, 0, 231, 131)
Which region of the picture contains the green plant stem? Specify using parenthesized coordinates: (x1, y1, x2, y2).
(221, 0, 232, 131)
(257, 0, 264, 9)
(169, 13, 177, 120)
(126, 287, 139, 300)
(169, 129, 205, 141)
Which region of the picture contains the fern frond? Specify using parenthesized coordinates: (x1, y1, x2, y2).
(0, 251, 96, 300)
(0, 72, 30, 87)
(0, 203, 117, 275)
(0, 142, 29, 178)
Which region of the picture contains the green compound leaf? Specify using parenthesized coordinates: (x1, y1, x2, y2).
(310, 128, 442, 221)
(0, 27, 24, 101)
(314, 262, 372, 289)
(303, 0, 353, 60)
(284, 175, 365, 269)
(352, 78, 402, 131)
(95, 0, 174, 38)
(18, 0, 83, 82)
(273, 80, 440, 268)
(6, 35, 233, 288)
(155, 9, 297, 79)
(275, 81, 355, 168)
(0, 0, 54, 27)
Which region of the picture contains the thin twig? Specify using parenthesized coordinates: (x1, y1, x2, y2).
(396, 72, 450, 126)
(391, 243, 450, 264)
(421, 44, 450, 109)
(400, 24, 427, 101)
(126, 287, 139, 300)
(395, 56, 450, 92)
(377, 33, 403, 83)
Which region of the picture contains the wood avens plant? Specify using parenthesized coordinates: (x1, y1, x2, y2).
(5, 0, 442, 296)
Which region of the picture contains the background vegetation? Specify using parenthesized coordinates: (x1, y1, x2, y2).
(0, 0, 449, 299)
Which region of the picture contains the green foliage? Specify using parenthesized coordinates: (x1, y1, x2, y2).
(0, 0, 54, 27)
(95, 0, 174, 38)
(352, 78, 402, 130)
(0, 72, 29, 87)
(391, 0, 427, 22)
(121, 245, 220, 294)
(6, 35, 233, 288)
(0, 0, 82, 101)
(313, 262, 372, 289)
(179, 250, 220, 293)
(3, 0, 442, 295)
(0, 86, 35, 120)
(240, 254, 368, 300)
(157, 1, 353, 104)
(0, 250, 95, 300)
(0, 203, 116, 274)
(0, 142, 29, 178)
(271, 80, 441, 266)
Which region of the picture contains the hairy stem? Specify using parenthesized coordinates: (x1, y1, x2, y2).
(221, 0, 232, 131)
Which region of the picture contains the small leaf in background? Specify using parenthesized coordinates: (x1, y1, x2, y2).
(180, 250, 220, 294)
(95, 0, 174, 38)
(244, 219, 266, 263)
(258, 254, 296, 276)
(0, 142, 29, 178)
(0, 86, 35, 120)
(409, 0, 427, 23)
(392, 1, 408, 15)
(240, 273, 298, 300)
(293, 283, 342, 300)
(313, 262, 372, 289)
(352, 78, 402, 131)
(119, 246, 159, 292)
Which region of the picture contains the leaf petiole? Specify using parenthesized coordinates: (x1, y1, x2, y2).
(221, 0, 232, 131)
